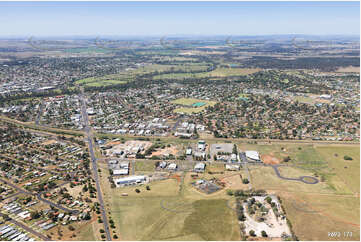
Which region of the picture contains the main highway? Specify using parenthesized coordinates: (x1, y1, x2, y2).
(80, 89, 112, 241)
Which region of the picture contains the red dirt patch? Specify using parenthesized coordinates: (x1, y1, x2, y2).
(169, 174, 181, 183)
(261, 154, 280, 165)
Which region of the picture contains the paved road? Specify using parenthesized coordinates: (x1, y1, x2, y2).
(1, 191, 22, 200)
(172, 116, 183, 131)
(0, 178, 78, 214)
(0, 212, 50, 241)
(239, 152, 253, 189)
(80, 90, 111, 241)
(270, 165, 319, 184)
(35, 99, 45, 125)
(243, 163, 253, 190)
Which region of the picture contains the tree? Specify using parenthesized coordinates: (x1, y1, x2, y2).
(238, 213, 246, 221)
(146, 186, 150, 191)
(265, 196, 272, 204)
(344, 155, 353, 160)
(30, 211, 41, 220)
(232, 144, 238, 155)
(234, 190, 244, 197)
(135, 189, 140, 193)
(249, 230, 256, 237)
(68, 225, 75, 231)
(2, 214, 10, 221)
(242, 178, 249, 184)
(84, 212, 91, 220)
(226, 190, 234, 196)
(261, 230, 268, 237)
(113, 234, 118, 239)
(283, 156, 291, 162)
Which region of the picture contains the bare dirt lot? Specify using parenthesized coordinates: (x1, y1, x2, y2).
(221, 173, 249, 190)
(261, 154, 280, 165)
(151, 145, 179, 157)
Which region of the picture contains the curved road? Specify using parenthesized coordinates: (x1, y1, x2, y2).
(270, 165, 319, 184)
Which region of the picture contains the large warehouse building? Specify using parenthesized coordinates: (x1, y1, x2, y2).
(114, 175, 146, 187)
(245, 151, 261, 162)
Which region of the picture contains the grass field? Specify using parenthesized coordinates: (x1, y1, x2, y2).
(75, 64, 210, 87)
(104, 178, 240, 241)
(281, 192, 360, 241)
(153, 67, 260, 80)
(134, 160, 157, 172)
(171, 98, 217, 114)
(315, 145, 360, 194)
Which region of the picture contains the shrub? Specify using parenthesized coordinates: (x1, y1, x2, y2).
(226, 190, 234, 196)
(249, 230, 256, 237)
(135, 189, 140, 193)
(242, 178, 249, 184)
(283, 156, 291, 162)
(238, 213, 246, 221)
(261, 230, 268, 237)
(344, 155, 353, 160)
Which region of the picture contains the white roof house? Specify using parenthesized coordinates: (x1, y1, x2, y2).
(320, 94, 331, 99)
(119, 162, 129, 169)
(168, 163, 177, 171)
(230, 153, 238, 162)
(194, 162, 206, 172)
(225, 164, 240, 171)
(186, 148, 192, 155)
(245, 151, 260, 161)
(159, 161, 167, 168)
(198, 140, 206, 151)
(113, 169, 129, 175)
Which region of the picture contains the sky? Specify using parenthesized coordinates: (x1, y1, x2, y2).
(0, 1, 359, 37)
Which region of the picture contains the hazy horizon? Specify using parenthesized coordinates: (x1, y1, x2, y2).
(0, 1, 359, 37)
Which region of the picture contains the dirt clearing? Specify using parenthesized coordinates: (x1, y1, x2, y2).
(261, 154, 280, 165)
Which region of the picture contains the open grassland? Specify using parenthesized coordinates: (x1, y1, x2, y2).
(207, 67, 261, 77)
(134, 160, 157, 172)
(315, 145, 360, 194)
(238, 142, 359, 194)
(75, 64, 210, 87)
(76, 220, 98, 241)
(85, 80, 127, 87)
(280, 192, 360, 241)
(171, 98, 217, 114)
(249, 165, 332, 194)
(153, 67, 260, 80)
(103, 177, 240, 241)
